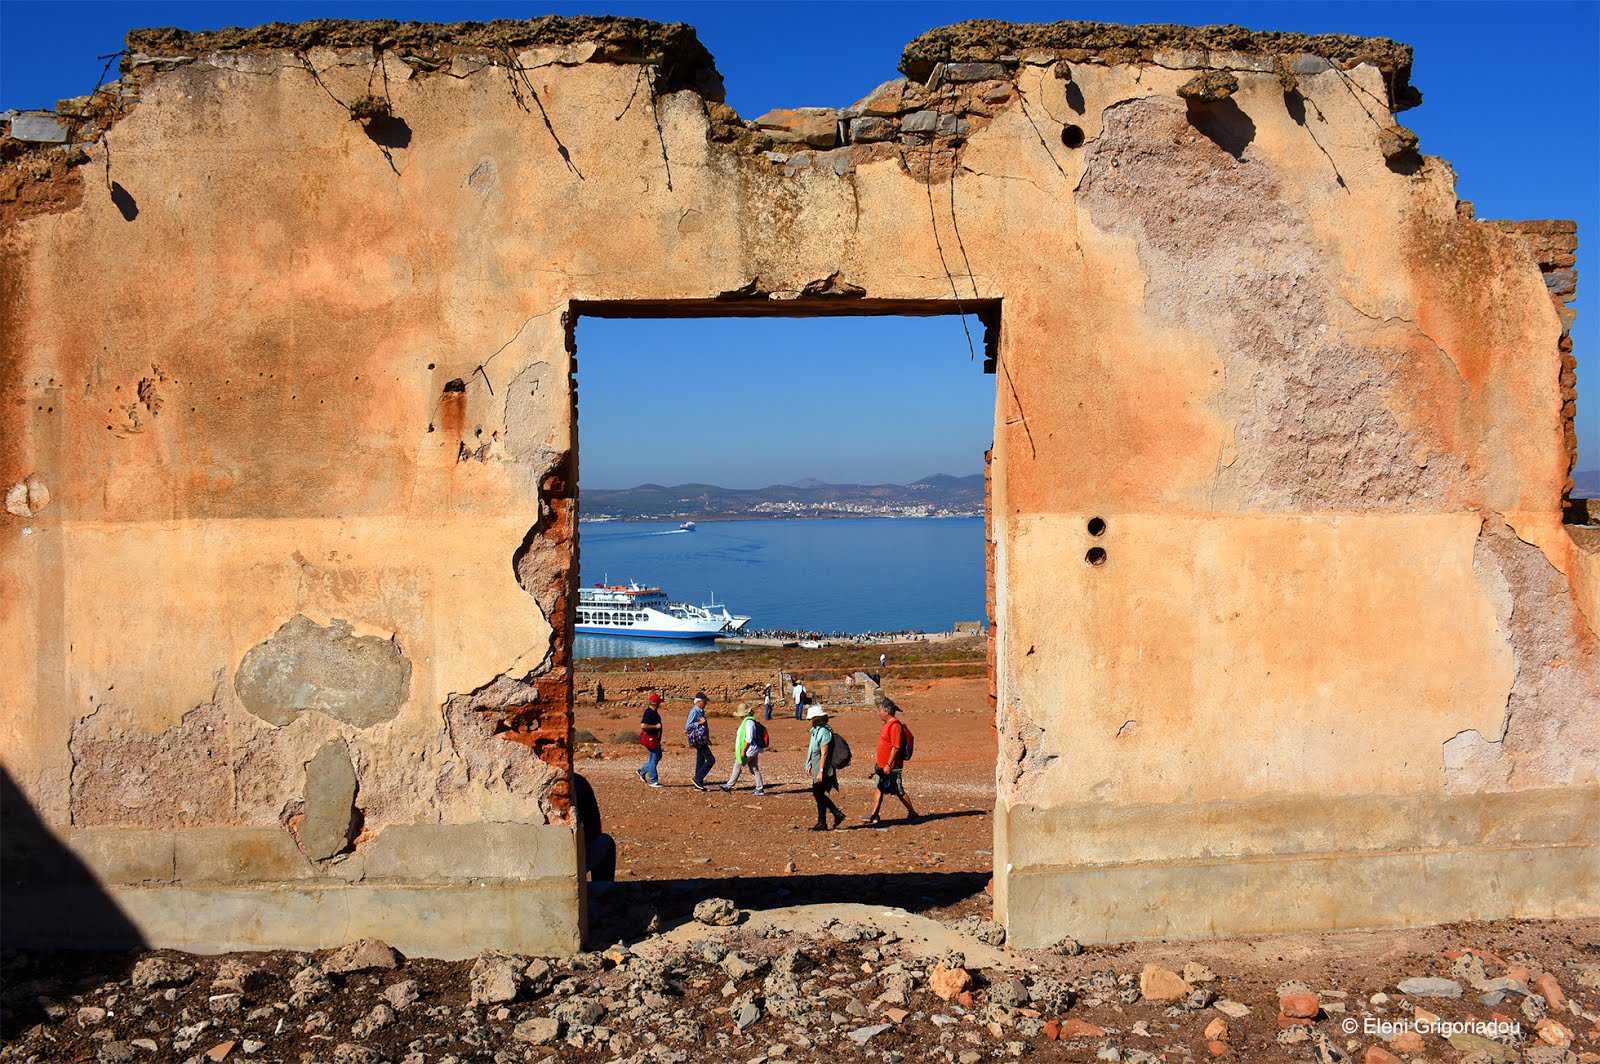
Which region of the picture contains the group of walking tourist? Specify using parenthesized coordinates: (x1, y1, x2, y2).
(636, 685, 920, 831)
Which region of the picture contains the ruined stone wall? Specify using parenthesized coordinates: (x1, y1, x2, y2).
(1, 16, 1595, 954)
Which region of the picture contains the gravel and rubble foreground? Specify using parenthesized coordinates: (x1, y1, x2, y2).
(4, 901, 1597, 1064)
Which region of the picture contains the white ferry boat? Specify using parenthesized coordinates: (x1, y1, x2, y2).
(576, 582, 750, 639)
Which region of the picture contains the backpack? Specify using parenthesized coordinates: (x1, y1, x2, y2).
(750, 720, 769, 749)
(828, 732, 852, 771)
(897, 720, 915, 762)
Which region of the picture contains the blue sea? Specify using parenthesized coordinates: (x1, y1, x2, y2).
(574, 517, 985, 659)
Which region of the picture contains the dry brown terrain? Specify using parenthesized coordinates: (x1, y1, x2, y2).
(575, 672, 994, 892)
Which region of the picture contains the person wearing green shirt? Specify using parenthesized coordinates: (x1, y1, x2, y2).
(721, 703, 767, 795)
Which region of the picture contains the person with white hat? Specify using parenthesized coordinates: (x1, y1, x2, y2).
(804, 705, 845, 831)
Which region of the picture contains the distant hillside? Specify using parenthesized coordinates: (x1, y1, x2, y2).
(1576, 470, 1598, 498)
(581, 474, 984, 520)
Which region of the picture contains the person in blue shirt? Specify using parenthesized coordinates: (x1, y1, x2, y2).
(804, 706, 845, 831)
(686, 691, 715, 791)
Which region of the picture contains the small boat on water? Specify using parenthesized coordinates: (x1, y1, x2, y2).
(680, 521, 696, 531)
(576, 582, 749, 639)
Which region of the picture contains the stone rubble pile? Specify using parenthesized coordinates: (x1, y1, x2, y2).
(4, 917, 1599, 1064)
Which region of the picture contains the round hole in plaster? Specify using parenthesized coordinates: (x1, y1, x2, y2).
(1061, 124, 1085, 148)
(1087, 516, 1106, 536)
(1086, 547, 1107, 566)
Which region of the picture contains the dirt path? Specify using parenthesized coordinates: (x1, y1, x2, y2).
(576, 675, 994, 889)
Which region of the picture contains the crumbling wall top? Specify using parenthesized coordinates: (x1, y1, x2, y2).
(900, 19, 1418, 109)
(123, 16, 722, 96)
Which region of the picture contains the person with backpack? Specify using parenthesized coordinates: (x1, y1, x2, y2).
(804, 705, 846, 831)
(863, 696, 919, 825)
(721, 703, 769, 795)
(791, 677, 807, 720)
(685, 691, 715, 791)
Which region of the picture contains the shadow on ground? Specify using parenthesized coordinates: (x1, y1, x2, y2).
(587, 869, 990, 947)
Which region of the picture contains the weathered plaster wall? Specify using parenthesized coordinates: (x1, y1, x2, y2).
(1, 16, 1594, 954)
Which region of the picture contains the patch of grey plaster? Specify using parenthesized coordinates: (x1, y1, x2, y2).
(1075, 96, 1464, 510)
(235, 615, 411, 728)
(1453, 517, 1600, 793)
(298, 738, 359, 860)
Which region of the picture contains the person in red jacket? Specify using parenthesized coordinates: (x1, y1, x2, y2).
(863, 696, 919, 825)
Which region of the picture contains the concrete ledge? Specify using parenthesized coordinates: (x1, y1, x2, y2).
(3, 880, 583, 959)
(363, 822, 575, 881)
(1004, 840, 1600, 948)
(1003, 786, 1600, 868)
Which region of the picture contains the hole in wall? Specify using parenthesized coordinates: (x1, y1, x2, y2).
(1086, 547, 1107, 566)
(1061, 125, 1085, 149)
(443, 378, 467, 394)
(1086, 516, 1106, 536)
(561, 301, 1002, 930)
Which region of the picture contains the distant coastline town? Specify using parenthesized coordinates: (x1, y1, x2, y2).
(580, 473, 983, 522)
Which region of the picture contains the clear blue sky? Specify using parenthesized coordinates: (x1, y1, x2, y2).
(4, 1, 1596, 487)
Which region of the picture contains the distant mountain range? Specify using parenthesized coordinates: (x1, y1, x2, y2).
(1576, 470, 1598, 498)
(581, 474, 984, 521)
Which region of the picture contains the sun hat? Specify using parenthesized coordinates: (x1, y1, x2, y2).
(648, 694, 661, 704)
(805, 705, 830, 720)
(737, 702, 752, 716)
(694, 691, 708, 701)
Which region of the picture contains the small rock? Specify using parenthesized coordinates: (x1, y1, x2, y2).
(1204, 1018, 1229, 1041)
(325, 939, 400, 975)
(1365, 1046, 1404, 1064)
(928, 965, 972, 1001)
(1377, 125, 1419, 161)
(1396, 977, 1463, 999)
(382, 980, 419, 1011)
(1138, 964, 1192, 1003)
(884, 1007, 909, 1023)
(1053, 936, 1084, 957)
(1183, 962, 1217, 984)
(77, 1006, 108, 1026)
(512, 1017, 561, 1044)
(1214, 1000, 1251, 1019)
(289, 965, 333, 1000)
(1530, 974, 1567, 1012)
(131, 957, 197, 989)
(849, 117, 896, 143)
(469, 951, 524, 1006)
(1178, 70, 1239, 103)
(901, 111, 939, 135)
(988, 978, 1029, 1010)
(941, 62, 1009, 83)
(212, 960, 266, 996)
(735, 1000, 761, 1029)
(351, 1003, 395, 1039)
(97, 1042, 137, 1064)
(845, 1023, 892, 1044)
(1276, 1026, 1313, 1045)
(693, 898, 740, 926)
(1388, 1030, 1424, 1053)
(241, 1042, 265, 1056)
(1280, 992, 1321, 1019)
(722, 952, 765, 980)
(331, 1045, 386, 1064)
(205, 1043, 236, 1062)
(1058, 1019, 1108, 1040)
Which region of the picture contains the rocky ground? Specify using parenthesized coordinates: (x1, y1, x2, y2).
(3, 901, 1597, 1064)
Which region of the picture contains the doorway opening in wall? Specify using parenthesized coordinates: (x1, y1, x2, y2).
(567, 302, 1000, 939)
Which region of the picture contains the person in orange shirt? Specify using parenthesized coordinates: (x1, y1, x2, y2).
(863, 696, 919, 826)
